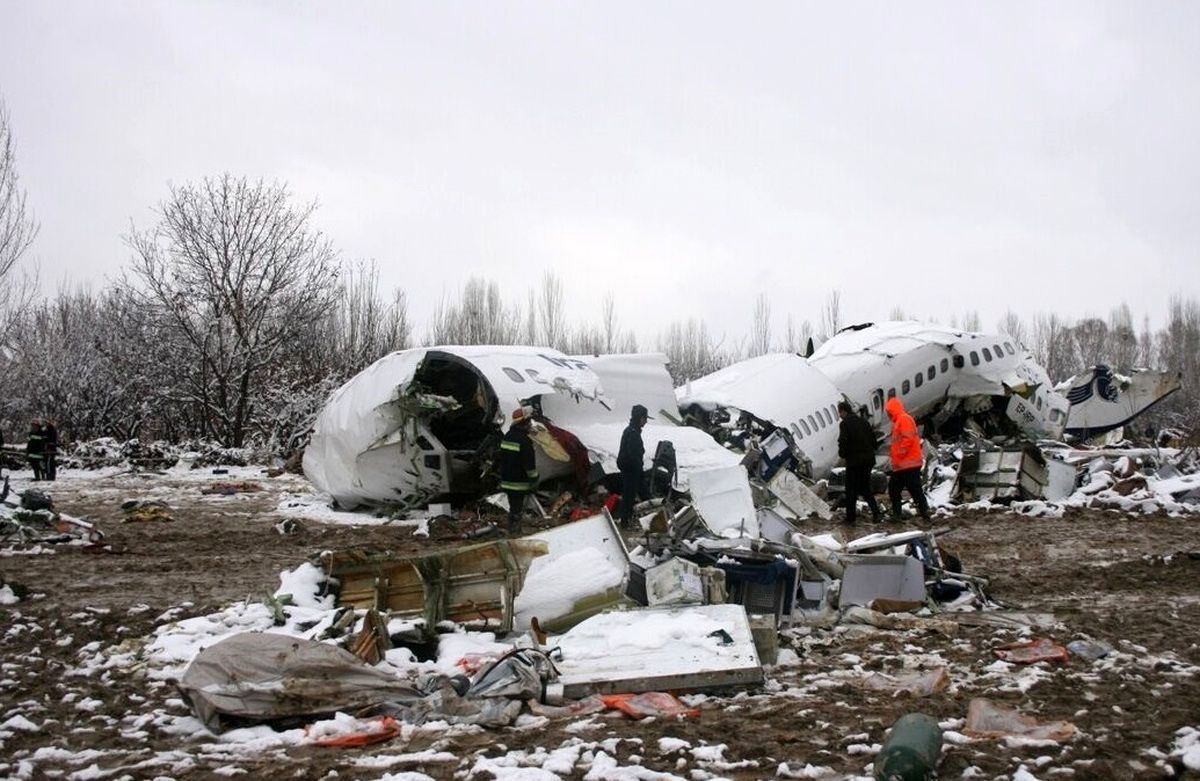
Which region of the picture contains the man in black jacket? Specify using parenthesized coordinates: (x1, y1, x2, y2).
(26, 419, 46, 482)
(43, 418, 59, 481)
(498, 407, 538, 533)
(616, 404, 651, 529)
(837, 401, 882, 525)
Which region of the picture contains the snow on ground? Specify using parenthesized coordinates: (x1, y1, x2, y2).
(2, 459, 1200, 779)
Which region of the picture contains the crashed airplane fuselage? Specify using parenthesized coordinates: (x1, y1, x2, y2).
(303, 346, 739, 509)
(808, 321, 1069, 441)
(675, 353, 843, 479)
(1060, 366, 1183, 440)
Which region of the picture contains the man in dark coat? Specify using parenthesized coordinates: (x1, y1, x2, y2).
(837, 401, 882, 525)
(616, 404, 651, 529)
(498, 407, 538, 533)
(26, 419, 46, 481)
(43, 418, 59, 481)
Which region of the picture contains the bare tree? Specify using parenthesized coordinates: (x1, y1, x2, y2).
(1139, 315, 1155, 368)
(1107, 303, 1138, 370)
(997, 309, 1027, 349)
(538, 270, 566, 349)
(749, 293, 771, 357)
(428, 277, 519, 345)
(657, 319, 730, 383)
(0, 99, 39, 336)
(0, 100, 37, 284)
(1031, 312, 1071, 380)
(125, 174, 340, 447)
(524, 289, 538, 345)
(601, 292, 618, 354)
(1069, 316, 1109, 371)
(782, 314, 798, 353)
(888, 305, 907, 321)
(820, 289, 842, 338)
(960, 310, 981, 332)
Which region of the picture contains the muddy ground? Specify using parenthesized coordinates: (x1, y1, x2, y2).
(2, 468, 1198, 780)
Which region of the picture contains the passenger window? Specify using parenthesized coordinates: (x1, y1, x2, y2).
(927, 366, 936, 381)
(1050, 408, 1063, 422)
(1005, 342, 1015, 355)
(970, 351, 980, 366)
(1036, 396, 1043, 410)
(824, 408, 833, 426)
(502, 368, 524, 383)
(993, 343, 1003, 357)
(887, 388, 896, 399)
(808, 414, 818, 431)
(801, 419, 812, 436)
(873, 396, 882, 410)
(953, 356, 964, 369)
(914, 373, 923, 388)
(791, 423, 805, 440)
(982, 347, 992, 362)
(902, 380, 911, 394)
(940, 358, 949, 373)
(526, 369, 541, 380)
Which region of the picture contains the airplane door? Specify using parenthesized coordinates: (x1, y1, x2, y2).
(870, 389, 886, 427)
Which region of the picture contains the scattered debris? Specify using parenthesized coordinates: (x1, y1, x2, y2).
(963, 698, 1078, 742)
(121, 499, 174, 523)
(201, 481, 263, 495)
(322, 537, 548, 634)
(993, 638, 1070, 665)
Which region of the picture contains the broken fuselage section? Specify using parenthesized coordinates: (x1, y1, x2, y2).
(1060, 365, 1183, 441)
(302, 346, 739, 510)
(675, 353, 843, 480)
(809, 321, 1069, 442)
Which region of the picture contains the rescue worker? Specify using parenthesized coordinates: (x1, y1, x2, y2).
(26, 418, 46, 481)
(885, 397, 930, 521)
(498, 406, 537, 533)
(616, 404, 651, 529)
(43, 418, 59, 481)
(837, 401, 882, 525)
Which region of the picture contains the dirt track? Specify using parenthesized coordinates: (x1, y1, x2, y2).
(2, 469, 1199, 779)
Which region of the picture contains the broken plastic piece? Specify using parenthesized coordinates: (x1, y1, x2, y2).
(963, 698, 1078, 741)
(993, 638, 1069, 665)
(600, 692, 700, 720)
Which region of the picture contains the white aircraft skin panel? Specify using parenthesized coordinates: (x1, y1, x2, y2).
(676, 353, 843, 478)
(553, 352, 742, 484)
(547, 353, 680, 425)
(810, 321, 1069, 438)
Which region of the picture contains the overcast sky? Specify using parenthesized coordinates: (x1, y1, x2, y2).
(2, 1, 1198, 345)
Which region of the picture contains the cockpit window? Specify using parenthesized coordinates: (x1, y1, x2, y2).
(503, 368, 524, 383)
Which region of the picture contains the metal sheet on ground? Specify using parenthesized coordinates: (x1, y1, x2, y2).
(839, 554, 926, 607)
(549, 604, 763, 699)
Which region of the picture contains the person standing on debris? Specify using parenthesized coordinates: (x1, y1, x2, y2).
(885, 397, 930, 521)
(26, 418, 46, 481)
(498, 406, 538, 533)
(837, 401, 882, 525)
(43, 418, 59, 481)
(617, 404, 651, 529)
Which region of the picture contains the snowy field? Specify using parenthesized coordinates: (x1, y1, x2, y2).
(2, 465, 1199, 780)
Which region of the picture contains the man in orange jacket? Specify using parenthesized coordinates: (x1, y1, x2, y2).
(885, 397, 930, 521)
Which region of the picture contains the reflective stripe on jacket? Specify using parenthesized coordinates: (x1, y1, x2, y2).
(499, 426, 537, 493)
(885, 397, 923, 471)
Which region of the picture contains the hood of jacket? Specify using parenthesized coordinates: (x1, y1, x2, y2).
(885, 397, 907, 421)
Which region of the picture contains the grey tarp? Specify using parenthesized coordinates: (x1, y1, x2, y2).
(178, 633, 428, 730)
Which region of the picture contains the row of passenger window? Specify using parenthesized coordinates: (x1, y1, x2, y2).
(869, 340, 1018, 408)
(790, 402, 841, 440)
